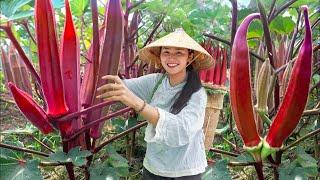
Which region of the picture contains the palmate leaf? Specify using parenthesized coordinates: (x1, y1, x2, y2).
(0, 140, 25, 161)
(0, 0, 32, 18)
(48, 146, 91, 166)
(279, 161, 308, 180)
(68, 147, 92, 166)
(89, 164, 119, 180)
(0, 0, 70, 23)
(269, 16, 295, 35)
(88, 145, 128, 180)
(0, 159, 42, 180)
(70, 0, 90, 17)
(105, 146, 129, 169)
(201, 159, 231, 180)
(279, 147, 318, 179)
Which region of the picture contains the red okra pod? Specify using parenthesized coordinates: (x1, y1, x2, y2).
(8, 82, 54, 134)
(213, 47, 221, 85)
(35, 0, 69, 117)
(230, 13, 261, 149)
(88, 0, 124, 139)
(59, 0, 81, 136)
(262, 6, 313, 158)
(219, 48, 227, 85)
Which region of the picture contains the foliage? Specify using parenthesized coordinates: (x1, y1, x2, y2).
(0, 0, 319, 179)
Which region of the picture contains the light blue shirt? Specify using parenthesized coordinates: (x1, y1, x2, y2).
(122, 73, 208, 177)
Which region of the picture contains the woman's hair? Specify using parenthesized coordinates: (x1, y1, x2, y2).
(170, 64, 202, 114)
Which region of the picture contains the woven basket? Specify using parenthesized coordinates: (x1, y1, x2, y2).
(202, 88, 226, 150)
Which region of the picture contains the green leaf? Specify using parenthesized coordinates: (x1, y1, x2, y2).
(89, 164, 119, 180)
(290, 0, 318, 8)
(114, 167, 129, 177)
(201, 159, 231, 180)
(126, 117, 138, 129)
(295, 147, 317, 168)
(215, 124, 229, 134)
(68, 147, 92, 166)
(48, 147, 91, 166)
(112, 118, 126, 133)
(269, 16, 295, 34)
(105, 146, 128, 168)
(0, 0, 32, 18)
(279, 161, 308, 180)
(234, 152, 254, 163)
(70, 0, 90, 17)
(0, 159, 42, 180)
(48, 151, 70, 162)
(247, 21, 263, 39)
(0, 141, 25, 161)
(142, 0, 165, 13)
(7, 11, 33, 21)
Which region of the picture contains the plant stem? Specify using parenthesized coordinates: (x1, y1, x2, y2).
(228, 110, 240, 150)
(142, 15, 164, 47)
(230, 0, 237, 47)
(203, 33, 264, 62)
(221, 137, 237, 150)
(0, 24, 41, 84)
(269, 0, 298, 22)
(282, 128, 320, 151)
(0, 96, 15, 104)
(267, 0, 276, 20)
(303, 108, 320, 116)
(90, 0, 100, 116)
(228, 161, 256, 167)
(209, 147, 239, 157)
(30, 135, 55, 153)
(80, 15, 88, 53)
(286, 9, 301, 63)
(253, 161, 264, 180)
(256, 0, 275, 68)
(93, 121, 148, 154)
(0, 143, 49, 157)
(20, 20, 36, 44)
(56, 101, 117, 122)
(64, 107, 133, 142)
(63, 141, 75, 180)
(127, 0, 145, 11)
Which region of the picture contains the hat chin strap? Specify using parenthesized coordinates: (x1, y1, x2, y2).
(186, 52, 201, 67)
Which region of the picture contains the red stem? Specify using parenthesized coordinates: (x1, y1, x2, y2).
(254, 161, 264, 180)
(55, 100, 117, 122)
(0, 143, 49, 157)
(63, 107, 133, 142)
(0, 25, 41, 84)
(93, 121, 148, 153)
(230, 0, 237, 47)
(256, 0, 275, 68)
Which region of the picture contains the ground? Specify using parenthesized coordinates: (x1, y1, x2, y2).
(0, 92, 26, 132)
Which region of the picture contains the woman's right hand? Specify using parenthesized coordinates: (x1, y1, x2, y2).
(96, 75, 144, 111)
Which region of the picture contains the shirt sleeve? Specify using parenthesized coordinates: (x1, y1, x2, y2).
(145, 88, 208, 147)
(122, 73, 162, 102)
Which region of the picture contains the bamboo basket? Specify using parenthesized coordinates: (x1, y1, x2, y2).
(202, 86, 227, 150)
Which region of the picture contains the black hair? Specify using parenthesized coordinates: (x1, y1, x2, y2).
(170, 64, 202, 114)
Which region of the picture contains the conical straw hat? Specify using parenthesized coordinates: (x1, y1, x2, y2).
(138, 28, 214, 70)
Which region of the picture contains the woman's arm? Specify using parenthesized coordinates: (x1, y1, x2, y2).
(96, 75, 160, 126)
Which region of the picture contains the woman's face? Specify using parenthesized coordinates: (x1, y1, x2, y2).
(160, 47, 192, 75)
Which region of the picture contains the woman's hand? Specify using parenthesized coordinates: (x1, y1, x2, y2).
(96, 75, 144, 111)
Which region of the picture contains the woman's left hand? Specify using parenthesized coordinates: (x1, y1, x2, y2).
(96, 75, 143, 110)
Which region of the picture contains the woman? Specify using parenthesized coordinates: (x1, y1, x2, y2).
(97, 28, 214, 179)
